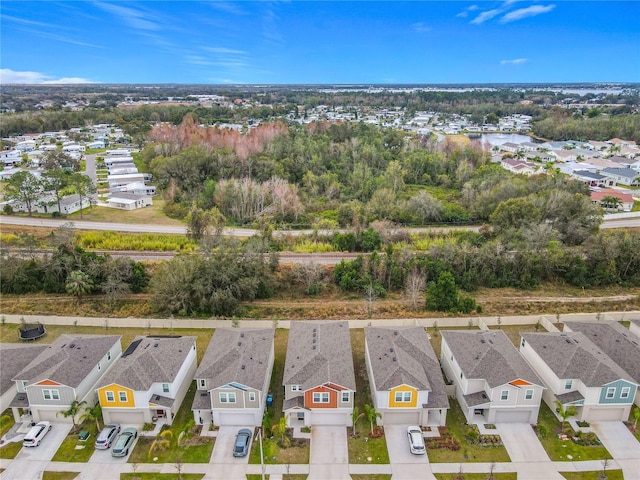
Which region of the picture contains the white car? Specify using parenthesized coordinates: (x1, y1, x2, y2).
(407, 425, 426, 455)
(23, 421, 52, 447)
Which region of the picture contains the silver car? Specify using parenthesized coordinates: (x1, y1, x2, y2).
(95, 423, 121, 449)
(407, 425, 426, 455)
(111, 427, 138, 457)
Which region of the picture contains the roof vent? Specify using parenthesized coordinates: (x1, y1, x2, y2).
(241, 365, 245, 370)
(68, 344, 76, 349)
(238, 342, 242, 346)
(392, 357, 396, 362)
(394, 331, 398, 335)
(60, 344, 67, 349)
(154, 343, 159, 347)
(390, 348, 394, 352)
(312, 339, 316, 343)
(565, 339, 572, 344)
(312, 345, 316, 350)
(240, 333, 244, 337)
(480, 339, 486, 344)
(201, 392, 208, 397)
(313, 328, 317, 333)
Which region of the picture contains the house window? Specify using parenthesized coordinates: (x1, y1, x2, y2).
(621, 387, 630, 399)
(313, 392, 330, 403)
(220, 392, 236, 403)
(500, 390, 509, 401)
(525, 389, 534, 400)
(249, 392, 256, 402)
(342, 392, 350, 403)
(22, 381, 28, 389)
(43, 389, 59, 400)
(605, 387, 615, 399)
(394, 391, 412, 402)
(199, 379, 206, 388)
(119, 391, 128, 402)
(162, 384, 170, 393)
(106, 391, 115, 402)
(565, 380, 573, 390)
(292, 385, 302, 392)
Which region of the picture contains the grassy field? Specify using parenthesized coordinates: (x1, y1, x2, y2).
(434, 474, 516, 480)
(350, 476, 392, 480)
(560, 470, 623, 480)
(52, 421, 99, 462)
(121, 474, 204, 480)
(42, 472, 79, 480)
(0, 440, 22, 459)
(535, 403, 612, 461)
(487, 324, 541, 347)
(67, 198, 182, 226)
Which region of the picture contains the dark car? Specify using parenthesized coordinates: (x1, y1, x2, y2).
(111, 427, 138, 457)
(95, 423, 121, 449)
(233, 428, 252, 457)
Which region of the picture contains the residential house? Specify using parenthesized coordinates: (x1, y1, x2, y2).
(364, 327, 448, 426)
(86, 141, 105, 149)
(590, 189, 634, 212)
(500, 142, 523, 154)
(283, 321, 356, 427)
(110, 182, 156, 196)
(36, 194, 92, 215)
(571, 170, 614, 188)
(192, 329, 273, 426)
(107, 173, 146, 187)
(11, 335, 121, 423)
(501, 158, 538, 175)
(608, 138, 637, 149)
(105, 193, 153, 210)
(563, 322, 640, 406)
(440, 330, 544, 424)
(0, 344, 48, 421)
(15, 140, 37, 152)
(96, 336, 197, 425)
(0, 149, 22, 167)
(520, 332, 638, 422)
(601, 167, 640, 187)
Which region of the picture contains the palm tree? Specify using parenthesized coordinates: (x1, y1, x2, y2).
(364, 403, 382, 436)
(350, 406, 365, 437)
(555, 400, 578, 431)
(79, 403, 102, 432)
(271, 415, 290, 447)
(600, 196, 623, 211)
(148, 429, 173, 460)
(65, 270, 93, 304)
(57, 400, 87, 433)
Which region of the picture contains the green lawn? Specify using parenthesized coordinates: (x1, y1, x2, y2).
(535, 403, 612, 461)
(0, 440, 23, 459)
(0, 411, 15, 437)
(426, 399, 511, 463)
(52, 421, 99, 462)
(347, 425, 390, 464)
(248, 433, 309, 465)
(67, 198, 181, 226)
(560, 470, 623, 480)
(128, 382, 214, 464)
(434, 474, 516, 480)
(351, 475, 392, 480)
(42, 472, 79, 480)
(247, 476, 307, 480)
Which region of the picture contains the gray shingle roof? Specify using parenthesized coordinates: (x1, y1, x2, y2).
(96, 336, 196, 391)
(521, 332, 637, 387)
(464, 391, 491, 407)
(0, 343, 48, 395)
(441, 330, 542, 389)
(283, 321, 356, 391)
(365, 327, 448, 409)
(13, 335, 121, 388)
(556, 390, 585, 404)
(602, 167, 639, 180)
(563, 321, 640, 385)
(195, 328, 274, 391)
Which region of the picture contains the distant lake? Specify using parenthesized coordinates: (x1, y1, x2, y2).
(477, 133, 535, 149)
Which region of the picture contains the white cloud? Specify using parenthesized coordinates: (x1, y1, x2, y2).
(500, 58, 528, 65)
(94, 1, 161, 31)
(471, 8, 503, 25)
(500, 4, 555, 23)
(203, 47, 247, 55)
(0, 69, 94, 84)
(412, 22, 431, 33)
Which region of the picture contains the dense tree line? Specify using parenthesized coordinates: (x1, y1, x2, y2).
(532, 113, 640, 144)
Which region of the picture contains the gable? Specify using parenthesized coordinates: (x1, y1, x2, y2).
(510, 379, 532, 387)
(34, 379, 62, 387)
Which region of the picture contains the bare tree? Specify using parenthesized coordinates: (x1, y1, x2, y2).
(364, 282, 379, 318)
(405, 268, 426, 310)
(292, 262, 327, 295)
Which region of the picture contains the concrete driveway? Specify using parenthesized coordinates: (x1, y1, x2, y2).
(209, 426, 252, 464)
(592, 421, 640, 480)
(496, 423, 564, 480)
(1, 423, 72, 480)
(383, 425, 433, 480)
(308, 426, 350, 480)
(88, 425, 139, 465)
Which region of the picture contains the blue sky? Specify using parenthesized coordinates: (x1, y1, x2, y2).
(1, 1, 638, 84)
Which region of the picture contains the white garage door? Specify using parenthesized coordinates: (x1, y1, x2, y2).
(218, 412, 255, 426)
(35, 409, 62, 422)
(312, 412, 346, 426)
(494, 410, 533, 423)
(107, 411, 146, 425)
(588, 408, 625, 422)
(383, 411, 420, 425)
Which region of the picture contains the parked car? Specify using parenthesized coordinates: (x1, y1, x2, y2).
(95, 424, 121, 449)
(111, 427, 138, 457)
(23, 421, 52, 447)
(233, 428, 252, 457)
(407, 425, 426, 455)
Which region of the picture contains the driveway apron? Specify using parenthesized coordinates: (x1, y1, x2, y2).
(592, 421, 640, 480)
(383, 425, 434, 480)
(309, 426, 350, 480)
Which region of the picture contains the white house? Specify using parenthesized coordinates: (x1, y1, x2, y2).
(0, 149, 23, 167)
(105, 193, 153, 210)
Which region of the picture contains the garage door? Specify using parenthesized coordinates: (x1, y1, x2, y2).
(494, 410, 533, 423)
(588, 408, 625, 422)
(36, 409, 62, 422)
(218, 412, 255, 426)
(383, 411, 420, 425)
(107, 411, 146, 425)
(312, 412, 346, 426)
